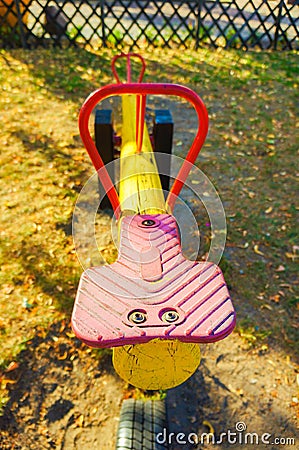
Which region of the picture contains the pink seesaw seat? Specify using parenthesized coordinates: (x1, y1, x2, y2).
(72, 214, 236, 348)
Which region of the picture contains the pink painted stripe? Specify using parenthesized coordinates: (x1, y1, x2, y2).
(80, 285, 127, 316)
(183, 296, 231, 336)
(120, 228, 179, 251)
(183, 284, 228, 317)
(161, 242, 181, 264)
(80, 274, 133, 308)
(211, 311, 236, 334)
(176, 271, 223, 309)
(85, 268, 137, 299)
(74, 306, 123, 338)
(92, 265, 147, 296)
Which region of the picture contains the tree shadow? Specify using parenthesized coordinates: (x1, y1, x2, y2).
(6, 46, 113, 103)
(0, 321, 119, 448)
(10, 129, 74, 161)
(13, 239, 78, 313)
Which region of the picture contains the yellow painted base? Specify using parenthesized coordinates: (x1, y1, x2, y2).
(113, 339, 201, 390)
(119, 95, 166, 215)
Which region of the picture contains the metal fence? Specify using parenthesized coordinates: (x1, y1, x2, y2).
(0, 0, 298, 50)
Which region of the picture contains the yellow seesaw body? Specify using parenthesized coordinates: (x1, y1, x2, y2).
(112, 95, 201, 390)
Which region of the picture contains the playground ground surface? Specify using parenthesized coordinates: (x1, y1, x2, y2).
(0, 46, 298, 449)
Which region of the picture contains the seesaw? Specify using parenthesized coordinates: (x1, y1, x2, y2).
(71, 54, 236, 398)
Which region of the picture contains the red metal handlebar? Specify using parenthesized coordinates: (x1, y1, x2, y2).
(79, 83, 209, 219)
(111, 53, 146, 84)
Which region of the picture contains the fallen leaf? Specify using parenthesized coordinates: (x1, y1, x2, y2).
(261, 304, 273, 310)
(66, 331, 75, 338)
(3, 284, 14, 295)
(1, 378, 17, 388)
(267, 359, 276, 367)
(265, 206, 273, 214)
(270, 295, 280, 303)
(5, 361, 19, 372)
(5, 202, 16, 209)
(22, 298, 33, 309)
(240, 332, 256, 341)
(74, 414, 84, 428)
(202, 420, 215, 435)
(237, 242, 249, 249)
(57, 141, 69, 149)
(228, 385, 244, 396)
(254, 245, 264, 256)
(290, 401, 299, 409)
(285, 252, 298, 260)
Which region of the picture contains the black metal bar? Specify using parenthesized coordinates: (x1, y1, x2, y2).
(95, 109, 114, 209)
(153, 109, 173, 196)
(14, 0, 28, 48)
(195, 0, 203, 50)
(276, 2, 293, 50)
(274, 0, 284, 50)
(283, 4, 299, 49)
(100, 0, 107, 47)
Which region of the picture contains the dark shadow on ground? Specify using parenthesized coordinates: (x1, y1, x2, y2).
(167, 342, 298, 450)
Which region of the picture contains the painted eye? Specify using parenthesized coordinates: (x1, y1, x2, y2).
(141, 219, 156, 226)
(161, 310, 180, 323)
(128, 310, 147, 324)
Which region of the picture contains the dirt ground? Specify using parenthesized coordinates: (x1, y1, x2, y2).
(1, 134, 298, 450)
(0, 51, 298, 450)
(0, 321, 298, 450)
